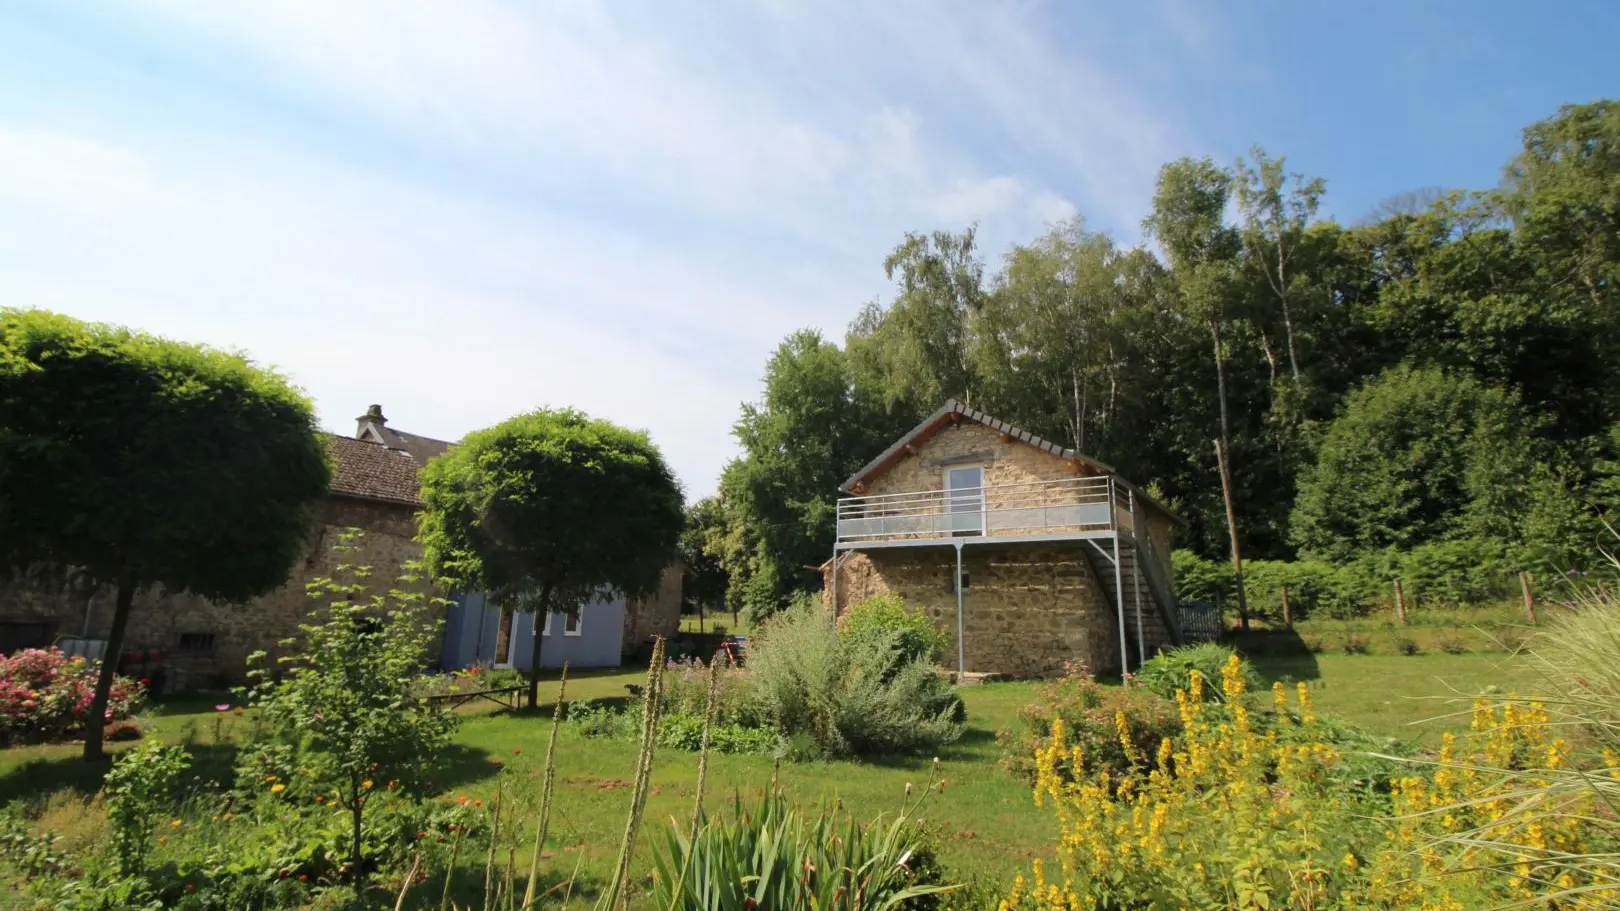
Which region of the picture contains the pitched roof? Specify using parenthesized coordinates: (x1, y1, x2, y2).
(840, 400, 1186, 525)
(326, 434, 427, 506)
(371, 425, 453, 465)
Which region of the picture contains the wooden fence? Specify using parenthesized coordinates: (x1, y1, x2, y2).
(1179, 600, 1222, 642)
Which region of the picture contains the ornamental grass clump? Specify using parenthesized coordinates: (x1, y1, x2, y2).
(746, 600, 962, 758)
(650, 773, 954, 911)
(1133, 642, 1258, 702)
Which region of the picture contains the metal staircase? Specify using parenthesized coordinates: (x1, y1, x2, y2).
(1081, 536, 1181, 672)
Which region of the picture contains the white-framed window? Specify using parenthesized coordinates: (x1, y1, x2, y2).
(564, 610, 583, 637)
(945, 464, 986, 535)
(541, 611, 552, 636)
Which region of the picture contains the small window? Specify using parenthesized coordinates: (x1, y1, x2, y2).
(947, 572, 971, 592)
(564, 610, 582, 637)
(0, 622, 54, 655)
(541, 611, 552, 636)
(178, 632, 217, 654)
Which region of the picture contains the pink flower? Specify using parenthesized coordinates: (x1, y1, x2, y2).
(214, 704, 231, 712)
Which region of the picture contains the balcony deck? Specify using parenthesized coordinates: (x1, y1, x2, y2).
(834, 475, 1137, 549)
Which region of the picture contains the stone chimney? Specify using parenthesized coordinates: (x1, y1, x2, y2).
(355, 404, 387, 440)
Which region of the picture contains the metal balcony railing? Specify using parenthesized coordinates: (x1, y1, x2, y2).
(835, 475, 1128, 545)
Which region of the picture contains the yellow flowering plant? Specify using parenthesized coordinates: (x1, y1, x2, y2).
(998, 662, 1181, 785)
(1004, 654, 1617, 910)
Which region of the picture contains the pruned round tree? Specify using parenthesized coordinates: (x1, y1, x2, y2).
(0, 309, 331, 760)
(417, 408, 684, 708)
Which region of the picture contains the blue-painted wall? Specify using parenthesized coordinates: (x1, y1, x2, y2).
(440, 590, 626, 670)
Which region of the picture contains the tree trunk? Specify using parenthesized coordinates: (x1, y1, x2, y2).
(1213, 438, 1250, 631)
(1277, 246, 1301, 382)
(350, 792, 364, 893)
(526, 583, 554, 709)
(1211, 320, 1231, 447)
(1280, 295, 1301, 383)
(83, 582, 135, 762)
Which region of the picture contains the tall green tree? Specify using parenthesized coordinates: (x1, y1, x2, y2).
(720, 331, 909, 621)
(1503, 100, 1620, 317)
(678, 496, 729, 620)
(1144, 158, 1243, 461)
(846, 228, 985, 413)
(0, 309, 330, 761)
(1290, 364, 1541, 562)
(1233, 146, 1327, 388)
(417, 408, 683, 708)
(974, 218, 1134, 455)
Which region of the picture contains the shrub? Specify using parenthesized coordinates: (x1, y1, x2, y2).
(1171, 550, 1234, 604)
(240, 538, 457, 890)
(103, 741, 189, 876)
(657, 711, 780, 756)
(748, 601, 963, 757)
(1135, 643, 1258, 702)
(1492, 627, 1529, 653)
(0, 648, 145, 745)
(1243, 559, 1337, 623)
(1396, 637, 1421, 656)
(661, 656, 756, 727)
(999, 665, 1180, 783)
(1436, 634, 1469, 654)
(1290, 364, 1541, 563)
(1341, 634, 1370, 654)
(1398, 537, 1515, 606)
(836, 593, 947, 665)
(650, 784, 953, 910)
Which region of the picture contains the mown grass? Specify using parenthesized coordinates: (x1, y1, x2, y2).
(0, 642, 1543, 907)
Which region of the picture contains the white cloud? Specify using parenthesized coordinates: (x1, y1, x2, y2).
(1, 1, 1197, 496)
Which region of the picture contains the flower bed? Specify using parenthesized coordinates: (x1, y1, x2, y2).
(0, 647, 145, 745)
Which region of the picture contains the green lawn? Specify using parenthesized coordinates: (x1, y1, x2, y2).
(0, 647, 1544, 906)
(1250, 651, 1538, 747)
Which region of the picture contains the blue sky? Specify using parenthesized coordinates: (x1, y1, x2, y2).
(1, 1, 1615, 498)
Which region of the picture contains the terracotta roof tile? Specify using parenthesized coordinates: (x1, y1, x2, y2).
(327, 434, 426, 506)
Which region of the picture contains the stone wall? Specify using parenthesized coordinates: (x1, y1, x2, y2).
(0, 495, 441, 690)
(852, 421, 1113, 541)
(823, 543, 1121, 677)
(623, 562, 684, 655)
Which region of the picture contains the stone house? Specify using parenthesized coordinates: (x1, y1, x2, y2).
(822, 401, 1184, 678)
(0, 405, 682, 688)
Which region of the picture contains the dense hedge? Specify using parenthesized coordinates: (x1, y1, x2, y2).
(1174, 539, 1524, 622)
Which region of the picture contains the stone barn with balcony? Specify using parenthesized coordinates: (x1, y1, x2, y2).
(822, 401, 1184, 679)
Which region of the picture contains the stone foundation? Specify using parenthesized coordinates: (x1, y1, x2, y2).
(824, 544, 1123, 677)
